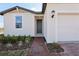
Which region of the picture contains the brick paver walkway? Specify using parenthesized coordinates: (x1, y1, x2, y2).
(60, 42, 79, 56)
(30, 37, 49, 56)
(29, 38, 79, 56)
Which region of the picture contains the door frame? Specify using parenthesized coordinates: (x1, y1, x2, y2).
(35, 19, 43, 36)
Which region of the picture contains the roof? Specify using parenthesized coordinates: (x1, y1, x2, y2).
(42, 3, 47, 14)
(0, 3, 47, 15)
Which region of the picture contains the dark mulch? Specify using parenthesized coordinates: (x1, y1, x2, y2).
(47, 43, 64, 56)
(0, 39, 33, 51)
(0, 43, 27, 51)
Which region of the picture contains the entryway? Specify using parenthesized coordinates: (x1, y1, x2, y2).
(36, 19, 42, 34)
(35, 16, 43, 37)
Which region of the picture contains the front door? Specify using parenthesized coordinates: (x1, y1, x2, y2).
(36, 20, 42, 34)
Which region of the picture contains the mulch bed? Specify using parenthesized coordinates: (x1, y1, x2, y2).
(0, 49, 28, 56)
(0, 39, 33, 51)
(0, 43, 28, 51)
(47, 43, 64, 56)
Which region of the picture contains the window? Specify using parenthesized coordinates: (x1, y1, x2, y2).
(16, 16, 22, 28)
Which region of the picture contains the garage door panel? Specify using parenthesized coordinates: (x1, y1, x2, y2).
(58, 14, 79, 41)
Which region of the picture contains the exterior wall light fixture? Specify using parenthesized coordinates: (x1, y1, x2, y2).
(51, 10, 55, 18)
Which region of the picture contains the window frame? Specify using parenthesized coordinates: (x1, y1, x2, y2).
(15, 16, 22, 29)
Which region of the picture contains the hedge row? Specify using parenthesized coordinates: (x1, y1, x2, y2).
(0, 35, 32, 44)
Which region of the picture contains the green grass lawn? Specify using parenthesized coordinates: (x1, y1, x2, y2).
(0, 49, 28, 56)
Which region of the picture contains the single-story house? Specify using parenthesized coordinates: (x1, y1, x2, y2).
(1, 3, 79, 43)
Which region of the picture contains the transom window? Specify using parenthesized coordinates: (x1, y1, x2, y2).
(16, 16, 22, 28)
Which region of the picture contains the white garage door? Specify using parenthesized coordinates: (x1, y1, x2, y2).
(58, 13, 79, 41)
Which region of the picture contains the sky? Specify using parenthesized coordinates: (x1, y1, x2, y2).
(0, 3, 42, 28)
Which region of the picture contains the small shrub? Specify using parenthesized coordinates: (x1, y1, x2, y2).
(11, 35, 18, 43)
(25, 35, 32, 43)
(17, 35, 22, 41)
(2, 36, 10, 44)
(48, 43, 64, 53)
(6, 35, 12, 43)
(2, 37, 6, 44)
(0, 34, 4, 42)
(0, 34, 4, 37)
(21, 35, 26, 42)
(0, 35, 32, 44)
(52, 43, 61, 49)
(17, 35, 26, 42)
(1, 35, 17, 44)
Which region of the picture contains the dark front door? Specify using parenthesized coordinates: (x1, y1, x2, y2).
(36, 20, 42, 34)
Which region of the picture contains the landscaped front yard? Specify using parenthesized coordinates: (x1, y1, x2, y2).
(0, 34, 33, 56)
(0, 34, 65, 56)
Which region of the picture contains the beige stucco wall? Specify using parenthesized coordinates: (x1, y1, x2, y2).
(4, 13, 35, 36)
(4, 9, 36, 36)
(43, 13, 47, 40)
(44, 3, 79, 43)
(4, 8, 43, 36)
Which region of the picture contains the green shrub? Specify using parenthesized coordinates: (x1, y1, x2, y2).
(52, 43, 61, 49)
(17, 35, 32, 42)
(17, 35, 25, 41)
(5, 35, 12, 43)
(0, 34, 4, 37)
(25, 35, 32, 42)
(11, 35, 18, 43)
(0, 34, 4, 42)
(47, 43, 64, 53)
(17, 35, 22, 41)
(0, 35, 32, 44)
(1, 35, 17, 44)
(21, 35, 26, 42)
(1, 37, 8, 44)
(24, 35, 32, 48)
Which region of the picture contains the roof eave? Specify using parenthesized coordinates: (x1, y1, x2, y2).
(0, 3, 47, 15)
(0, 6, 43, 15)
